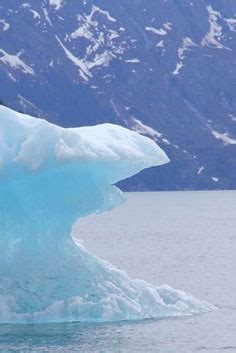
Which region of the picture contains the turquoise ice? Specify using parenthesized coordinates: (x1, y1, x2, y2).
(0, 106, 214, 323)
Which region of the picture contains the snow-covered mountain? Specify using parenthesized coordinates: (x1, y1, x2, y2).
(0, 0, 236, 190)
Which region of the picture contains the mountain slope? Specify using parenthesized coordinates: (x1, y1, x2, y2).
(0, 0, 236, 190)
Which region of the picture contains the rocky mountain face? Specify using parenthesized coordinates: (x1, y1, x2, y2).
(0, 0, 236, 190)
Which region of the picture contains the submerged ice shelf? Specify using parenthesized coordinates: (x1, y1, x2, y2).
(0, 106, 214, 323)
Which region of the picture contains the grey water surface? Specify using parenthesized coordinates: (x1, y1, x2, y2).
(0, 191, 235, 352)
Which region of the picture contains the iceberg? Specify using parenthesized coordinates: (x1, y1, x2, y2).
(0, 106, 214, 323)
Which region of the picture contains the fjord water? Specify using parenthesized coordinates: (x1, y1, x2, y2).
(0, 191, 235, 352)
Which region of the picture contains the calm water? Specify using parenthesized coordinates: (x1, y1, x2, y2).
(0, 191, 235, 352)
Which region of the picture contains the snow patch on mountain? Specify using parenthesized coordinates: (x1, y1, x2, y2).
(86, 51, 114, 70)
(81, 5, 116, 27)
(56, 35, 91, 81)
(178, 37, 197, 60)
(49, 0, 64, 11)
(173, 62, 184, 76)
(18, 95, 43, 117)
(57, 30, 117, 80)
(163, 22, 172, 31)
(125, 58, 140, 63)
(0, 19, 9, 31)
(197, 166, 205, 175)
(229, 114, 236, 122)
(21, 4, 41, 19)
(146, 24, 168, 36)
(90, 5, 116, 23)
(43, 7, 53, 27)
(156, 40, 164, 48)
(70, 20, 93, 40)
(202, 6, 228, 49)
(130, 117, 162, 139)
(130, 117, 172, 146)
(212, 130, 236, 145)
(224, 17, 236, 32)
(173, 37, 197, 75)
(6, 72, 16, 82)
(66, 5, 124, 80)
(212, 176, 219, 182)
(146, 26, 167, 36)
(0, 49, 34, 75)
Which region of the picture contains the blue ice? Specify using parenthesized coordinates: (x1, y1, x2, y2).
(0, 106, 214, 323)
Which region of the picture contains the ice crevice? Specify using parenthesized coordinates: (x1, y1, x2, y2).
(0, 106, 215, 323)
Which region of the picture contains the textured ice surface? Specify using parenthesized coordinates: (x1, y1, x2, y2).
(0, 106, 214, 323)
